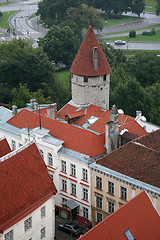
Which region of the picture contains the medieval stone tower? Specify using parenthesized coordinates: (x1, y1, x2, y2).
(70, 25, 112, 110)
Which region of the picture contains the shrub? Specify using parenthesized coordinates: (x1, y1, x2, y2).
(142, 28, 155, 36)
(0, 11, 3, 18)
(129, 30, 136, 38)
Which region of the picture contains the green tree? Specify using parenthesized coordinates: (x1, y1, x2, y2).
(0, 11, 2, 17)
(67, 4, 103, 31)
(110, 77, 150, 117)
(38, 25, 80, 65)
(131, 0, 145, 17)
(156, 0, 160, 15)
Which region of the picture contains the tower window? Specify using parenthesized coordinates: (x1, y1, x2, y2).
(84, 76, 88, 82)
(103, 75, 107, 81)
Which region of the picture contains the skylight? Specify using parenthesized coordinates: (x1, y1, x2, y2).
(82, 116, 99, 129)
(124, 229, 135, 240)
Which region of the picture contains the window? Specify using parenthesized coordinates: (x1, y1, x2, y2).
(120, 186, 127, 200)
(84, 76, 88, 82)
(39, 149, 44, 160)
(61, 160, 66, 172)
(40, 227, 45, 239)
(11, 140, 16, 151)
(82, 168, 88, 181)
(4, 230, 13, 240)
(41, 206, 45, 218)
(96, 176, 102, 190)
(96, 212, 102, 223)
(50, 173, 53, 180)
(96, 195, 102, 209)
(103, 75, 107, 81)
(83, 188, 88, 201)
(71, 183, 76, 196)
(108, 200, 115, 214)
(48, 153, 53, 166)
(24, 217, 32, 231)
(19, 143, 23, 148)
(62, 197, 67, 203)
(62, 179, 67, 192)
(71, 164, 76, 176)
(83, 207, 88, 219)
(108, 181, 114, 195)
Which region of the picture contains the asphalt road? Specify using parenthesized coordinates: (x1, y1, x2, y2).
(0, 0, 160, 50)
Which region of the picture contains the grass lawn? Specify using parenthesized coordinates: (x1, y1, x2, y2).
(144, 0, 157, 12)
(103, 30, 160, 42)
(0, 11, 17, 28)
(101, 16, 142, 28)
(57, 70, 71, 87)
(0, 2, 14, 6)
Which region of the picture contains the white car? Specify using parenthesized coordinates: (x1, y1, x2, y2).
(115, 40, 126, 45)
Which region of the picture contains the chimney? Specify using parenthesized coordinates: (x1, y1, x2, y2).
(93, 47, 98, 69)
(136, 110, 142, 118)
(12, 105, 17, 116)
(30, 99, 36, 109)
(47, 103, 57, 119)
(34, 102, 38, 113)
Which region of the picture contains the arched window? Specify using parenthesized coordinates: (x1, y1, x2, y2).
(48, 153, 53, 166)
(39, 149, 44, 160)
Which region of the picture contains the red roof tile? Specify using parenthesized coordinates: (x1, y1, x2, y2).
(7, 109, 106, 158)
(78, 191, 160, 240)
(70, 26, 112, 76)
(0, 142, 57, 231)
(0, 137, 11, 158)
(97, 135, 160, 188)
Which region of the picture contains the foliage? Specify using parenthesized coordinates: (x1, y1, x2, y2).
(131, 0, 145, 17)
(66, 4, 103, 31)
(142, 28, 155, 35)
(156, 0, 160, 15)
(129, 30, 136, 38)
(0, 11, 2, 17)
(38, 25, 80, 65)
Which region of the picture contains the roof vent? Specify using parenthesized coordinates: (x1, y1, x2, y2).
(93, 47, 98, 69)
(30, 99, 36, 109)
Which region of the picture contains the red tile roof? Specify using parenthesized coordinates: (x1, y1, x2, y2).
(7, 109, 106, 158)
(65, 109, 85, 119)
(70, 25, 112, 76)
(0, 142, 57, 232)
(0, 137, 11, 158)
(59, 103, 147, 136)
(96, 131, 160, 188)
(78, 191, 160, 240)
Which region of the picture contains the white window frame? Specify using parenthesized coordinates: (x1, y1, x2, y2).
(39, 149, 44, 160)
(61, 160, 66, 172)
(83, 207, 88, 219)
(71, 183, 76, 196)
(96, 176, 102, 190)
(48, 152, 53, 166)
(62, 179, 67, 192)
(82, 168, 88, 181)
(11, 140, 16, 151)
(107, 200, 115, 214)
(96, 195, 103, 209)
(71, 163, 76, 176)
(41, 206, 45, 218)
(108, 181, 114, 195)
(24, 217, 32, 232)
(40, 227, 45, 239)
(96, 211, 103, 223)
(120, 186, 127, 200)
(83, 188, 88, 201)
(4, 230, 13, 240)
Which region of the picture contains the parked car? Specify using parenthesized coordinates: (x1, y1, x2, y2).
(58, 223, 82, 236)
(115, 40, 126, 45)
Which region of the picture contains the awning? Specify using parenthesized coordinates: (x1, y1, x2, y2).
(62, 200, 79, 210)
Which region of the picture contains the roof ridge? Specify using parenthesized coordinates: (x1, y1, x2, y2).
(0, 140, 35, 163)
(134, 141, 160, 153)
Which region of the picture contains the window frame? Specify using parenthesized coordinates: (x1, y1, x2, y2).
(96, 212, 103, 223)
(120, 186, 127, 200)
(96, 195, 103, 209)
(40, 227, 45, 240)
(24, 217, 32, 232)
(108, 181, 114, 195)
(71, 163, 76, 176)
(39, 149, 44, 160)
(107, 200, 115, 214)
(11, 140, 16, 151)
(71, 183, 76, 196)
(61, 160, 66, 172)
(83, 207, 88, 219)
(62, 179, 67, 192)
(4, 230, 13, 240)
(41, 206, 45, 219)
(83, 188, 88, 201)
(82, 168, 88, 181)
(48, 152, 53, 166)
(96, 176, 102, 190)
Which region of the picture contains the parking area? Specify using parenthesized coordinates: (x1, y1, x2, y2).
(55, 217, 88, 240)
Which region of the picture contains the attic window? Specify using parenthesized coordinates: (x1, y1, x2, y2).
(124, 229, 135, 240)
(84, 76, 88, 82)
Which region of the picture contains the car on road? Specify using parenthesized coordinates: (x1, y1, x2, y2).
(115, 40, 126, 45)
(58, 223, 82, 236)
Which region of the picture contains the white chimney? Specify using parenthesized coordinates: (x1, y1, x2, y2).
(136, 110, 142, 118)
(30, 99, 36, 109)
(47, 103, 57, 119)
(12, 105, 17, 116)
(34, 102, 38, 113)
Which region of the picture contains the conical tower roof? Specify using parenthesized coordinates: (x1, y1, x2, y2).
(70, 25, 112, 76)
